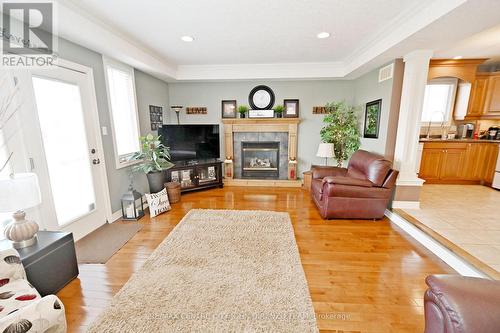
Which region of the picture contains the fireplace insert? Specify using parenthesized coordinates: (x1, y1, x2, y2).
(241, 141, 279, 179)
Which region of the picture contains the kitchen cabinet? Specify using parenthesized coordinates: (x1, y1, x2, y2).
(466, 72, 500, 119)
(484, 74, 500, 117)
(419, 141, 498, 185)
(484, 144, 499, 183)
(440, 148, 467, 180)
(466, 74, 489, 118)
(419, 149, 444, 181)
(463, 143, 487, 180)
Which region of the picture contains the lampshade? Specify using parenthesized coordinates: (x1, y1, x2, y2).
(0, 173, 41, 212)
(316, 143, 334, 158)
(170, 105, 183, 112)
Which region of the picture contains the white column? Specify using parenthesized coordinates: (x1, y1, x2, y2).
(393, 50, 433, 186)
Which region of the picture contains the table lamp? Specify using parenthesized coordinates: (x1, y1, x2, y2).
(0, 173, 42, 249)
(316, 143, 334, 165)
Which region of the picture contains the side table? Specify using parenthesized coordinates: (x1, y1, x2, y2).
(0, 231, 79, 296)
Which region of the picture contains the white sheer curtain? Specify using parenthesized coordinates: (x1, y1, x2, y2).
(0, 71, 18, 240)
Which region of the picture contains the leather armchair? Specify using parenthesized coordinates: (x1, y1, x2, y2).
(424, 275, 500, 333)
(310, 150, 398, 219)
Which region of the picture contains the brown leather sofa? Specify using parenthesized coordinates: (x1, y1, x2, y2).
(424, 275, 500, 333)
(310, 150, 398, 219)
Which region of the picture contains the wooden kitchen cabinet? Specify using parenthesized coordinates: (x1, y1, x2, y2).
(462, 143, 498, 181)
(484, 73, 500, 117)
(419, 142, 498, 184)
(419, 149, 444, 180)
(440, 148, 467, 180)
(466, 72, 500, 119)
(484, 144, 499, 183)
(463, 143, 486, 180)
(466, 74, 489, 118)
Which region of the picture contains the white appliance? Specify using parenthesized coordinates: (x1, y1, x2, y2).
(493, 144, 500, 190)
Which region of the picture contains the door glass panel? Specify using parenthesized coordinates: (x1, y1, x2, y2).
(32, 76, 96, 226)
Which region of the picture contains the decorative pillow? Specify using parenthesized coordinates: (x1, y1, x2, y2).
(145, 188, 171, 218)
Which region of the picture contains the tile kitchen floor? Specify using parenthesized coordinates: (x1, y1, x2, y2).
(403, 184, 500, 276)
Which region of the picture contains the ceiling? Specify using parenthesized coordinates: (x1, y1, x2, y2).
(70, 0, 417, 65)
(56, 0, 500, 81)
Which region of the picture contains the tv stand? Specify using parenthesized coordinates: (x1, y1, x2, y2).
(165, 159, 223, 193)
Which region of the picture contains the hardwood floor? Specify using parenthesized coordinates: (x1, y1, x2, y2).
(57, 187, 453, 333)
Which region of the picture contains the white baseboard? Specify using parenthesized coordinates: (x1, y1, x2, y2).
(392, 200, 420, 209)
(109, 209, 123, 223)
(385, 209, 487, 278)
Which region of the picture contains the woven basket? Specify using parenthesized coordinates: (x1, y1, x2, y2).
(164, 182, 181, 203)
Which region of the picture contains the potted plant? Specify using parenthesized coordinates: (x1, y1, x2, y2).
(320, 101, 361, 167)
(238, 105, 249, 118)
(131, 134, 174, 193)
(273, 105, 284, 118)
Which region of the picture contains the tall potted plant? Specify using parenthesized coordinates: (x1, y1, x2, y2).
(131, 134, 174, 193)
(320, 101, 361, 167)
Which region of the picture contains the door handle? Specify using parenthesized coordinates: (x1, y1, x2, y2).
(92, 158, 100, 165)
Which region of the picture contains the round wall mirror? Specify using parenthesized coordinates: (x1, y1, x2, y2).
(249, 85, 275, 110)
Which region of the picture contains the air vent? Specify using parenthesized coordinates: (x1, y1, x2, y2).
(378, 63, 394, 83)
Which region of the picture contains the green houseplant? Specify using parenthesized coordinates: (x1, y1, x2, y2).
(131, 134, 174, 193)
(320, 101, 361, 167)
(238, 105, 249, 118)
(273, 105, 285, 118)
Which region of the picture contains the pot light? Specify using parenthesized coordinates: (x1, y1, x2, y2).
(317, 32, 330, 39)
(453, 56, 463, 59)
(181, 35, 194, 42)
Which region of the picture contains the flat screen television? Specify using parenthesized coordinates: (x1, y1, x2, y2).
(158, 124, 220, 162)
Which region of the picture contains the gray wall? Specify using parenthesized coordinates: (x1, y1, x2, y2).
(168, 81, 355, 174)
(58, 34, 394, 208)
(353, 63, 395, 156)
(168, 69, 395, 175)
(135, 69, 170, 135)
(57, 38, 169, 212)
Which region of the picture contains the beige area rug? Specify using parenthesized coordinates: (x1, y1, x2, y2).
(75, 222, 142, 264)
(87, 209, 318, 333)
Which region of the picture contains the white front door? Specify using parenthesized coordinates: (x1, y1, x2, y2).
(16, 61, 110, 240)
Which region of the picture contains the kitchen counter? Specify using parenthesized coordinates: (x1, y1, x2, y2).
(419, 138, 500, 144)
(418, 139, 499, 185)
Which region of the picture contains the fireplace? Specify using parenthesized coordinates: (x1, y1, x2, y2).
(241, 141, 280, 179)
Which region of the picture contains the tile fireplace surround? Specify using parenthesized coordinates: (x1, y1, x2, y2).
(221, 118, 301, 187)
(236, 133, 287, 179)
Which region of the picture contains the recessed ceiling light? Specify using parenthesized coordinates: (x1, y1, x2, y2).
(181, 36, 194, 42)
(317, 32, 330, 39)
(453, 56, 463, 59)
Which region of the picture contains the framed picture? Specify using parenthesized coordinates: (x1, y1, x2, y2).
(149, 105, 163, 131)
(364, 99, 382, 139)
(171, 171, 179, 183)
(221, 100, 237, 118)
(284, 99, 299, 118)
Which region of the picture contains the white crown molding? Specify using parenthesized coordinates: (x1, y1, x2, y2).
(54, 0, 466, 82)
(343, 0, 466, 76)
(56, 0, 177, 81)
(176, 62, 345, 81)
